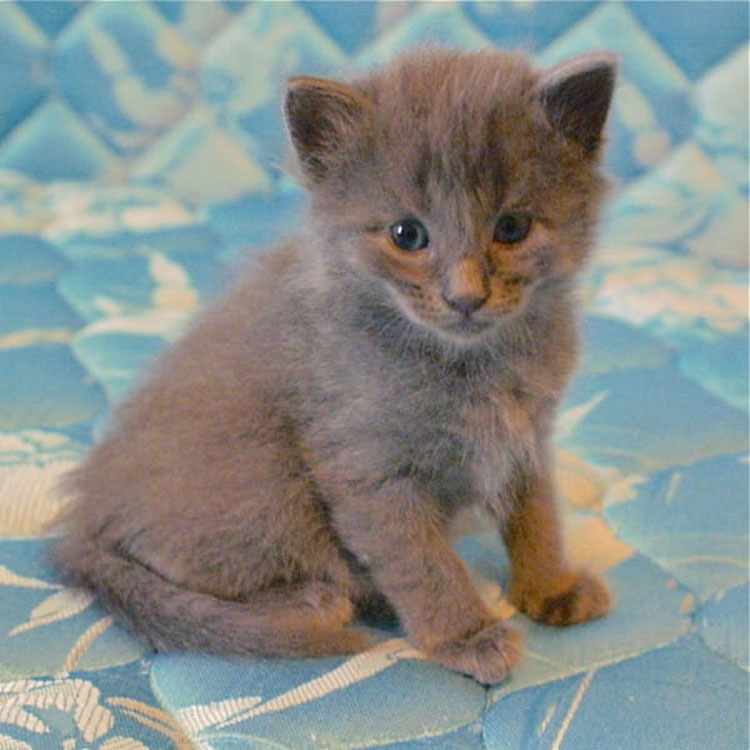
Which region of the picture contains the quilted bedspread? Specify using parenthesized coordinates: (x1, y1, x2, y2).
(0, 2, 747, 749)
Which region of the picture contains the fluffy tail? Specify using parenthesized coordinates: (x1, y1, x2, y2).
(50, 536, 369, 658)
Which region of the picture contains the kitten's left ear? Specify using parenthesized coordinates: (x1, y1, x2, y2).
(536, 51, 617, 157)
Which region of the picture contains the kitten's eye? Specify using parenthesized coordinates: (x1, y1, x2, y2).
(389, 218, 429, 252)
(493, 212, 532, 244)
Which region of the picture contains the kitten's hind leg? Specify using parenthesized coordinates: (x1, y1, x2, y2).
(237, 580, 372, 656)
(54, 532, 370, 658)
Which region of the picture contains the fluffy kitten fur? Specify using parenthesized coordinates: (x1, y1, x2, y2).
(52, 47, 616, 684)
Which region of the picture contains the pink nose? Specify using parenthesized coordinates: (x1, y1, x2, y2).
(442, 291, 488, 316)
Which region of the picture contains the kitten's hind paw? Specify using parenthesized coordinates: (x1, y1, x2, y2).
(428, 620, 522, 684)
(302, 581, 356, 629)
(513, 570, 611, 626)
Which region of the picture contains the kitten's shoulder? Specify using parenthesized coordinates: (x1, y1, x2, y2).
(191, 237, 320, 336)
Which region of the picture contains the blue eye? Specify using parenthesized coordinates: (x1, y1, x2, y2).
(494, 212, 532, 244)
(389, 218, 429, 251)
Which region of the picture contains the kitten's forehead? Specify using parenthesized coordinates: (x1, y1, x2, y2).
(359, 49, 544, 215)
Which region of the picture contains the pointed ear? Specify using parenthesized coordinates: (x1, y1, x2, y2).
(537, 52, 617, 156)
(284, 76, 371, 183)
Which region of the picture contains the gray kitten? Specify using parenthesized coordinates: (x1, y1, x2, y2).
(52, 47, 616, 684)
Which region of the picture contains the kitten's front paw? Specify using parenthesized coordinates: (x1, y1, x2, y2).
(428, 620, 522, 684)
(512, 570, 611, 626)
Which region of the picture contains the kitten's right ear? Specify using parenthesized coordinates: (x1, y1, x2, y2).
(284, 76, 371, 183)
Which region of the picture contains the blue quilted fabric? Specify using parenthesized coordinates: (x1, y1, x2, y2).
(0, 2, 747, 749)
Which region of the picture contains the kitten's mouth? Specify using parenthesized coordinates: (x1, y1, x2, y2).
(441, 314, 494, 337)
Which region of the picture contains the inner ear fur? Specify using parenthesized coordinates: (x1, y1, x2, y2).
(536, 51, 617, 156)
(284, 76, 371, 183)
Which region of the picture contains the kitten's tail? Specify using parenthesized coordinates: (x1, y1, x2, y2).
(49, 536, 370, 658)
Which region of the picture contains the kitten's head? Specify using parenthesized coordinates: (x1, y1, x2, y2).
(284, 48, 616, 346)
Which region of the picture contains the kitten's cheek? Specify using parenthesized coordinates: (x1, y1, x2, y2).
(387, 286, 437, 329)
(488, 280, 527, 316)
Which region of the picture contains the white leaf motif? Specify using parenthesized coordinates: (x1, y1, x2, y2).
(556, 391, 609, 440)
(551, 669, 597, 750)
(99, 736, 150, 750)
(178, 695, 262, 734)
(66, 679, 114, 742)
(0, 678, 113, 743)
(198, 638, 424, 731)
(59, 616, 113, 675)
(0, 702, 48, 734)
(10, 589, 93, 636)
(0, 733, 33, 749)
(0, 566, 59, 591)
(108, 698, 194, 750)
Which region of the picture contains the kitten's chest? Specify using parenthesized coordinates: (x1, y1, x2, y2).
(302, 325, 544, 509)
(419, 380, 539, 515)
(460, 388, 537, 503)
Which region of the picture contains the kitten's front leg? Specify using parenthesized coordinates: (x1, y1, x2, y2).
(500, 466, 611, 625)
(332, 478, 521, 684)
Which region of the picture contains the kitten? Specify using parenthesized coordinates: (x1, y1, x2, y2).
(52, 47, 616, 684)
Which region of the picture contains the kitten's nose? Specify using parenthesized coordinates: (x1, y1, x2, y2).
(442, 291, 488, 316)
(443, 257, 489, 316)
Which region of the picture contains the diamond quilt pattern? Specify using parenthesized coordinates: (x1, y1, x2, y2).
(0, 2, 747, 749)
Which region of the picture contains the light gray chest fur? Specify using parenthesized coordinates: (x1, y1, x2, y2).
(297, 329, 538, 518)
